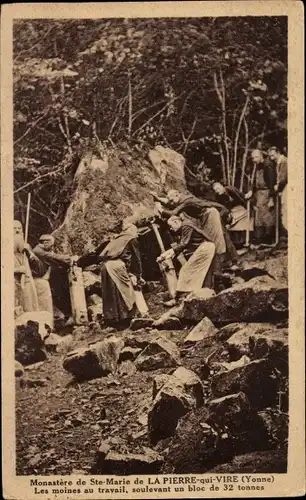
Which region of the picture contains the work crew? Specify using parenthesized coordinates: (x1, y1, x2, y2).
(155, 189, 237, 271)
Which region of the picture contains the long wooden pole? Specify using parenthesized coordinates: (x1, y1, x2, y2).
(21, 192, 31, 289)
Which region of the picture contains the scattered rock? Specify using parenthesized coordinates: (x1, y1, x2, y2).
(208, 392, 253, 428)
(249, 328, 288, 373)
(211, 359, 279, 409)
(153, 315, 183, 330)
(130, 317, 154, 331)
(83, 271, 101, 296)
(217, 355, 251, 371)
(44, 333, 73, 354)
(87, 293, 102, 306)
(119, 346, 142, 362)
(94, 450, 164, 475)
(226, 323, 276, 360)
(125, 330, 159, 350)
(15, 321, 48, 366)
(172, 367, 204, 407)
(176, 288, 216, 324)
(15, 311, 53, 338)
(135, 336, 181, 371)
(243, 255, 288, 285)
(63, 335, 124, 380)
(225, 324, 288, 373)
(148, 369, 203, 444)
(96, 441, 111, 460)
(88, 304, 103, 323)
(152, 374, 172, 399)
(179, 276, 288, 324)
(118, 360, 137, 377)
(184, 317, 217, 346)
(161, 405, 230, 473)
(152, 304, 184, 330)
(20, 378, 48, 388)
(258, 409, 289, 448)
(208, 449, 287, 473)
(216, 322, 248, 342)
(15, 361, 24, 377)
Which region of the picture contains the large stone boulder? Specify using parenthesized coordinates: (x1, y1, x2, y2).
(162, 392, 269, 474)
(211, 359, 279, 409)
(15, 321, 48, 366)
(135, 336, 181, 371)
(148, 380, 198, 445)
(63, 336, 124, 380)
(53, 145, 186, 254)
(179, 277, 288, 325)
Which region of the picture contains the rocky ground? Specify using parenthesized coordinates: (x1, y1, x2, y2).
(15, 246, 288, 476)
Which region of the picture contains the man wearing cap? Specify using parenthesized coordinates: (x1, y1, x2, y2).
(32, 234, 74, 321)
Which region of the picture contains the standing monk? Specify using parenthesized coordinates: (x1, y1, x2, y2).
(14, 220, 38, 315)
(249, 149, 276, 243)
(268, 147, 288, 234)
(32, 234, 73, 325)
(212, 182, 253, 247)
(99, 220, 144, 329)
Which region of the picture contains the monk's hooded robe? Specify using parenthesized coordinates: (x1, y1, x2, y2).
(99, 226, 142, 326)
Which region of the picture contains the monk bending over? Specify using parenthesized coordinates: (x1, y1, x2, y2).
(159, 215, 216, 306)
(99, 220, 145, 329)
(155, 189, 234, 273)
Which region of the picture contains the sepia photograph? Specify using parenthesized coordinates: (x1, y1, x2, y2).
(1, 2, 305, 499)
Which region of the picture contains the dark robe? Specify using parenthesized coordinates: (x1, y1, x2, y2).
(100, 234, 142, 327)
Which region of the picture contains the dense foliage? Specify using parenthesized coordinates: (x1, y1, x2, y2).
(13, 17, 287, 235)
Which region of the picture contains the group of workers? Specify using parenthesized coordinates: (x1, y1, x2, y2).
(14, 146, 287, 330)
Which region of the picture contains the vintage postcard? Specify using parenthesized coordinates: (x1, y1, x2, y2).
(1, 1, 305, 499)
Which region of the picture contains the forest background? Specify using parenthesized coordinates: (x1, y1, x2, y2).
(13, 17, 287, 241)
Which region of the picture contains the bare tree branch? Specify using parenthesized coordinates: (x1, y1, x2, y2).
(240, 116, 249, 191)
(14, 166, 64, 194)
(232, 94, 250, 186)
(14, 110, 50, 145)
(132, 92, 184, 137)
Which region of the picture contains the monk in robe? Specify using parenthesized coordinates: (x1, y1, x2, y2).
(99, 221, 144, 329)
(212, 182, 254, 247)
(14, 220, 39, 315)
(155, 189, 237, 270)
(268, 147, 288, 235)
(248, 149, 276, 243)
(32, 234, 73, 325)
(159, 215, 216, 306)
